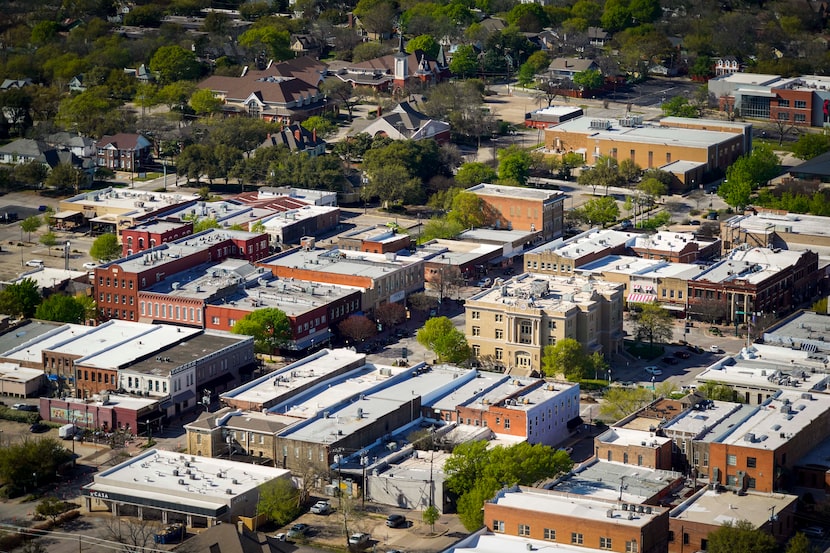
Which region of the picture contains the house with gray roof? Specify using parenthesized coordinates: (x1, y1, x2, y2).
(360, 101, 451, 143)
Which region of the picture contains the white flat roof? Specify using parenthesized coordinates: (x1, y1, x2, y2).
(87, 449, 290, 507)
(693, 247, 804, 285)
(77, 324, 202, 368)
(0, 362, 42, 382)
(552, 117, 740, 147)
(712, 73, 782, 86)
(13, 267, 88, 288)
(261, 248, 423, 280)
(489, 486, 664, 528)
(261, 205, 339, 231)
(527, 228, 636, 257)
(466, 183, 565, 203)
(596, 427, 671, 448)
(713, 390, 830, 450)
(223, 348, 367, 407)
(457, 229, 534, 244)
(671, 488, 797, 528)
(532, 105, 584, 117)
(725, 212, 830, 239)
(662, 400, 744, 437)
(64, 188, 200, 215)
(2, 323, 99, 364)
(468, 273, 623, 312)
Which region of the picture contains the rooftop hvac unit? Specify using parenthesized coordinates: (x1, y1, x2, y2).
(621, 503, 629, 511)
(173, 469, 179, 476)
(606, 509, 614, 518)
(178, 479, 185, 485)
(645, 506, 653, 514)
(232, 479, 239, 485)
(226, 488, 233, 495)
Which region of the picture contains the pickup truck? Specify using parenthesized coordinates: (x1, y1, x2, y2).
(310, 500, 331, 514)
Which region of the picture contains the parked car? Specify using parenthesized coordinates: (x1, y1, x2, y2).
(477, 278, 492, 287)
(644, 366, 663, 376)
(29, 423, 49, 433)
(386, 514, 407, 528)
(13, 403, 37, 412)
(503, 267, 515, 276)
(709, 345, 722, 353)
(662, 357, 679, 365)
(803, 527, 825, 538)
(82, 262, 98, 270)
(349, 533, 371, 548)
(287, 523, 310, 539)
(674, 351, 691, 359)
(25, 259, 43, 267)
(690, 220, 701, 226)
(620, 219, 633, 229)
(310, 500, 331, 514)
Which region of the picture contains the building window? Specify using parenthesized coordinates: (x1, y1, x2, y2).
(746, 457, 756, 468)
(472, 326, 480, 336)
(637, 454, 643, 466)
(571, 533, 583, 545)
(495, 314, 503, 322)
(504, 419, 510, 429)
(778, 99, 790, 107)
(625, 540, 639, 553)
(795, 100, 807, 108)
(795, 113, 806, 122)
(495, 348, 503, 360)
(600, 537, 612, 550)
(747, 477, 756, 489)
(493, 520, 505, 533)
(471, 311, 480, 320)
(472, 345, 480, 357)
(518, 524, 530, 537)
(544, 529, 555, 541)
(727, 454, 737, 466)
(520, 321, 532, 334)
(703, 452, 709, 467)
(777, 112, 789, 120)
(726, 474, 737, 486)
(495, 329, 504, 339)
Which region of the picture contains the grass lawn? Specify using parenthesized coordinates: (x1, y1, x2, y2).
(625, 340, 664, 360)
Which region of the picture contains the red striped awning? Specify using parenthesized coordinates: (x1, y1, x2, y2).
(627, 293, 657, 304)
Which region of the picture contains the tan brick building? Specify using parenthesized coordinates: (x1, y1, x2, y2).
(465, 274, 624, 375)
(523, 228, 636, 277)
(543, 116, 749, 192)
(485, 486, 669, 553)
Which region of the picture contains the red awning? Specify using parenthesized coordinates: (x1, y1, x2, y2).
(627, 293, 657, 304)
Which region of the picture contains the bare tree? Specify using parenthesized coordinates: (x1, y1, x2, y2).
(99, 517, 164, 553)
(430, 265, 464, 302)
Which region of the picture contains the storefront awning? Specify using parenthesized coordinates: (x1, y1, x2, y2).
(661, 303, 686, 311)
(627, 293, 656, 304)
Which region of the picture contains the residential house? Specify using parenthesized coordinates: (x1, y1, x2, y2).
(547, 57, 600, 80)
(95, 133, 153, 172)
(290, 34, 322, 58)
(360, 101, 451, 142)
(259, 123, 327, 156)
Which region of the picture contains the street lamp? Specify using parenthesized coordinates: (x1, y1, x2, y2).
(146, 418, 151, 444)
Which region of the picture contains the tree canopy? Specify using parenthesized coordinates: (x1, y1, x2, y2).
(0, 279, 41, 318)
(90, 233, 121, 262)
(231, 308, 292, 354)
(417, 316, 470, 364)
(445, 441, 573, 531)
(35, 294, 88, 324)
(541, 338, 590, 380)
(257, 478, 303, 526)
(706, 519, 776, 553)
(632, 302, 674, 350)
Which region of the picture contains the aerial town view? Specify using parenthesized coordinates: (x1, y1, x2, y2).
(3, 0, 830, 552)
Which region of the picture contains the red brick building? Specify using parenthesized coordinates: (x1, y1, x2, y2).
(121, 220, 194, 257)
(467, 184, 565, 241)
(594, 427, 674, 470)
(668, 488, 798, 553)
(687, 247, 819, 324)
(484, 486, 669, 553)
(94, 229, 270, 322)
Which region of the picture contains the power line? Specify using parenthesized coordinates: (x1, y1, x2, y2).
(0, 522, 170, 553)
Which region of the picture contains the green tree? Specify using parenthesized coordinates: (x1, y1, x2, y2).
(638, 177, 668, 204)
(417, 316, 471, 364)
(189, 88, 222, 117)
(785, 532, 816, 553)
(422, 504, 440, 532)
(45, 163, 85, 194)
(706, 519, 776, 553)
(661, 96, 698, 117)
(445, 441, 572, 531)
(90, 233, 121, 262)
(579, 196, 620, 226)
(360, 164, 422, 208)
(239, 26, 292, 61)
(448, 191, 486, 229)
(420, 217, 465, 241)
(35, 496, 71, 523)
(497, 146, 532, 186)
(231, 308, 291, 354)
(20, 215, 41, 242)
(449, 45, 479, 78)
(149, 45, 202, 84)
(39, 231, 58, 255)
(618, 158, 642, 183)
(407, 34, 440, 58)
(353, 0, 396, 37)
(718, 179, 752, 209)
(722, 145, 780, 206)
(455, 162, 497, 187)
(352, 42, 389, 62)
(600, 386, 654, 420)
(0, 437, 72, 496)
(632, 302, 674, 351)
(0, 278, 41, 318)
(697, 381, 739, 402)
(301, 115, 337, 138)
(572, 69, 603, 91)
(257, 478, 302, 526)
(791, 133, 830, 160)
(541, 338, 588, 380)
(578, 156, 623, 195)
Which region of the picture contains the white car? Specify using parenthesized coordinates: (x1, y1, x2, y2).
(709, 345, 721, 353)
(25, 259, 43, 268)
(644, 366, 663, 376)
(82, 262, 98, 270)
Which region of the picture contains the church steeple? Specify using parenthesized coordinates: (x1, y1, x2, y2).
(394, 30, 408, 87)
